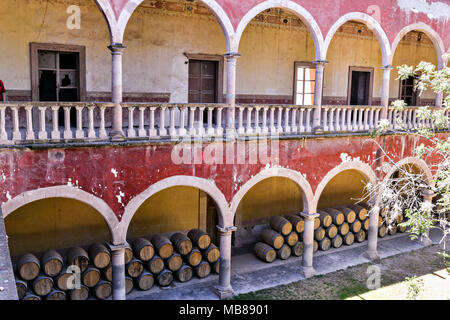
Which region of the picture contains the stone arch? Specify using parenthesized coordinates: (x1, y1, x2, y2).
(230, 167, 314, 220)
(382, 157, 433, 186)
(313, 161, 378, 212)
(96, 0, 235, 51)
(234, 0, 324, 59)
(120, 176, 230, 244)
(323, 12, 391, 65)
(1, 186, 120, 244)
(390, 23, 446, 69)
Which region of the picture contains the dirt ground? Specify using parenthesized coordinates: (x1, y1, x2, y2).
(234, 244, 449, 300)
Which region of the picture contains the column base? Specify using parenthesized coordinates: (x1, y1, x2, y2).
(110, 130, 125, 141)
(363, 250, 380, 261)
(313, 126, 324, 135)
(300, 266, 316, 279)
(419, 235, 433, 247)
(214, 285, 235, 300)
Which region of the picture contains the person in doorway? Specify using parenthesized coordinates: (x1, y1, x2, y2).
(0, 80, 5, 101)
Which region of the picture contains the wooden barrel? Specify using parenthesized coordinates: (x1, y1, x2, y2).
(380, 207, 387, 218)
(362, 218, 370, 231)
(313, 240, 318, 253)
(254, 242, 276, 263)
(32, 274, 53, 296)
(68, 284, 89, 300)
(187, 229, 211, 250)
(126, 258, 144, 278)
(388, 224, 398, 236)
(378, 225, 387, 238)
(166, 253, 183, 272)
(323, 208, 345, 225)
(135, 271, 154, 291)
(81, 266, 101, 288)
(343, 232, 355, 246)
(284, 214, 304, 233)
(354, 230, 366, 243)
(125, 276, 134, 295)
(396, 214, 404, 224)
(124, 245, 133, 264)
(262, 229, 284, 249)
(67, 247, 90, 273)
(319, 237, 331, 251)
(284, 232, 299, 247)
(88, 243, 111, 269)
(46, 289, 66, 300)
(151, 235, 174, 259)
(132, 238, 155, 262)
(317, 211, 333, 228)
(314, 227, 326, 241)
(170, 233, 193, 256)
(325, 224, 338, 238)
(185, 248, 203, 267)
(17, 253, 40, 281)
(331, 235, 343, 248)
(23, 293, 41, 300)
(102, 264, 112, 282)
(314, 217, 321, 230)
(202, 244, 220, 263)
(338, 222, 349, 236)
(176, 264, 193, 283)
(336, 206, 356, 224)
(350, 220, 362, 233)
(346, 204, 367, 221)
(93, 280, 112, 300)
(270, 216, 293, 236)
(397, 224, 407, 233)
(55, 268, 75, 291)
(156, 269, 173, 287)
(276, 244, 291, 260)
(147, 255, 165, 274)
(195, 261, 211, 279)
(291, 242, 303, 257)
(41, 250, 63, 277)
(16, 279, 27, 300)
(212, 260, 220, 274)
(378, 216, 383, 227)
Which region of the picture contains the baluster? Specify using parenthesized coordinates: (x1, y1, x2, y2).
(37, 106, 48, 140)
(169, 106, 177, 137)
(99, 105, 108, 139)
(305, 108, 312, 133)
(138, 106, 147, 137)
(188, 106, 196, 136)
(351, 108, 358, 132)
(87, 105, 96, 139)
(215, 107, 223, 136)
(179, 106, 187, 136)
(159, 106, 167, 136)
(149, 107, 158, 138)
(299, 108, 305, 133)
(374, 108, 380, 129)
(25, 105, 35, 140)
(368, 108, 374, 130)
(269, 107, 276, 133)
(334, 108, 341, 132)
(0, 105, 8, 143)
(127, 106, 136, 138)
(254, 107, 261, 134)
(197, 106, 205, 136)
(284, 108, 291, 133)
(322, 107, 329, 131)
(364, 108, 370, 130)
(291, 107, 297, 133)
(328, 108, 335, 132)
(11, 105, 21, 141)
(340, 108, 347, 131)
(357, 108, 364, 131)
(206, 106, 215, 136)
(347, 107, 353, 131)
(277, 107, 283, 133)
(246, 106, 253, 135)
(74, 106, 84, 139)
(262, 107, 268, 134)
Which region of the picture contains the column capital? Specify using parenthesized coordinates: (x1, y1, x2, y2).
(421, 188, 435, 198)
(107, 242, 129, 252)
(224, 52, 241, 59)
(299, 212, 319, 220)
(108, 44, 127, 54)
(381, 65, 394, 70)
(217, 225, 237, 234)
(313, 60, 328, 66)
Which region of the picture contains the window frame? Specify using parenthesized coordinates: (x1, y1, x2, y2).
(293, 61, 316, 106)
(347, 66, 374, 106)
(398, 75, 420, 106)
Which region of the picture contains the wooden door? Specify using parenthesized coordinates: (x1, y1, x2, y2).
(348, 67, 373, 106)
(188, 60, 218, 103)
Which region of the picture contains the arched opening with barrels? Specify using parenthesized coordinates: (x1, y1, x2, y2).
(3, 190, 117, 300)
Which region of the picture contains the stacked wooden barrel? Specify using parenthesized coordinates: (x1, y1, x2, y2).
(13, 229, 220, 300)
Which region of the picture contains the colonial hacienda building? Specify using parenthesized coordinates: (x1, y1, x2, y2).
(0, 0, 448, 300)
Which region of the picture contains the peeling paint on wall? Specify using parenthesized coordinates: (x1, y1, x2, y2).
(397, 0, 450, 21)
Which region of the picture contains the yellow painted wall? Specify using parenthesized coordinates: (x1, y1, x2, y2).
(127, 186, 200, 239)
(317, 170, 368, 209)
(240, 177, 303, 225)
(5, 198, 110, 257)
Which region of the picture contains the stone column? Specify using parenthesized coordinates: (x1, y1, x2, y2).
(300, 212, 319, 278)
(224, 52, 240, 139)
(380, 65, 393, 119)
(215, 225, 237, 299)
(364, 205, 380, 260)
(420, 188, 435, 246)
(108, 44, 126, 141)
(312, 61, 327, 134)
(435, 92, 443, 108)
(107, 242, 128, 300)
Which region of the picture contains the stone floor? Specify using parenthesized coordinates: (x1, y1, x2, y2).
(127, 229, 445, 300)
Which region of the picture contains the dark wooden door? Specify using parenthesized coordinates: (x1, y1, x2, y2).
(350, 71, 371, 105)
(188, 60, 218, 103)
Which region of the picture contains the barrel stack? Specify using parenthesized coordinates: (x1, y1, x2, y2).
(13, 228, 220, 300)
